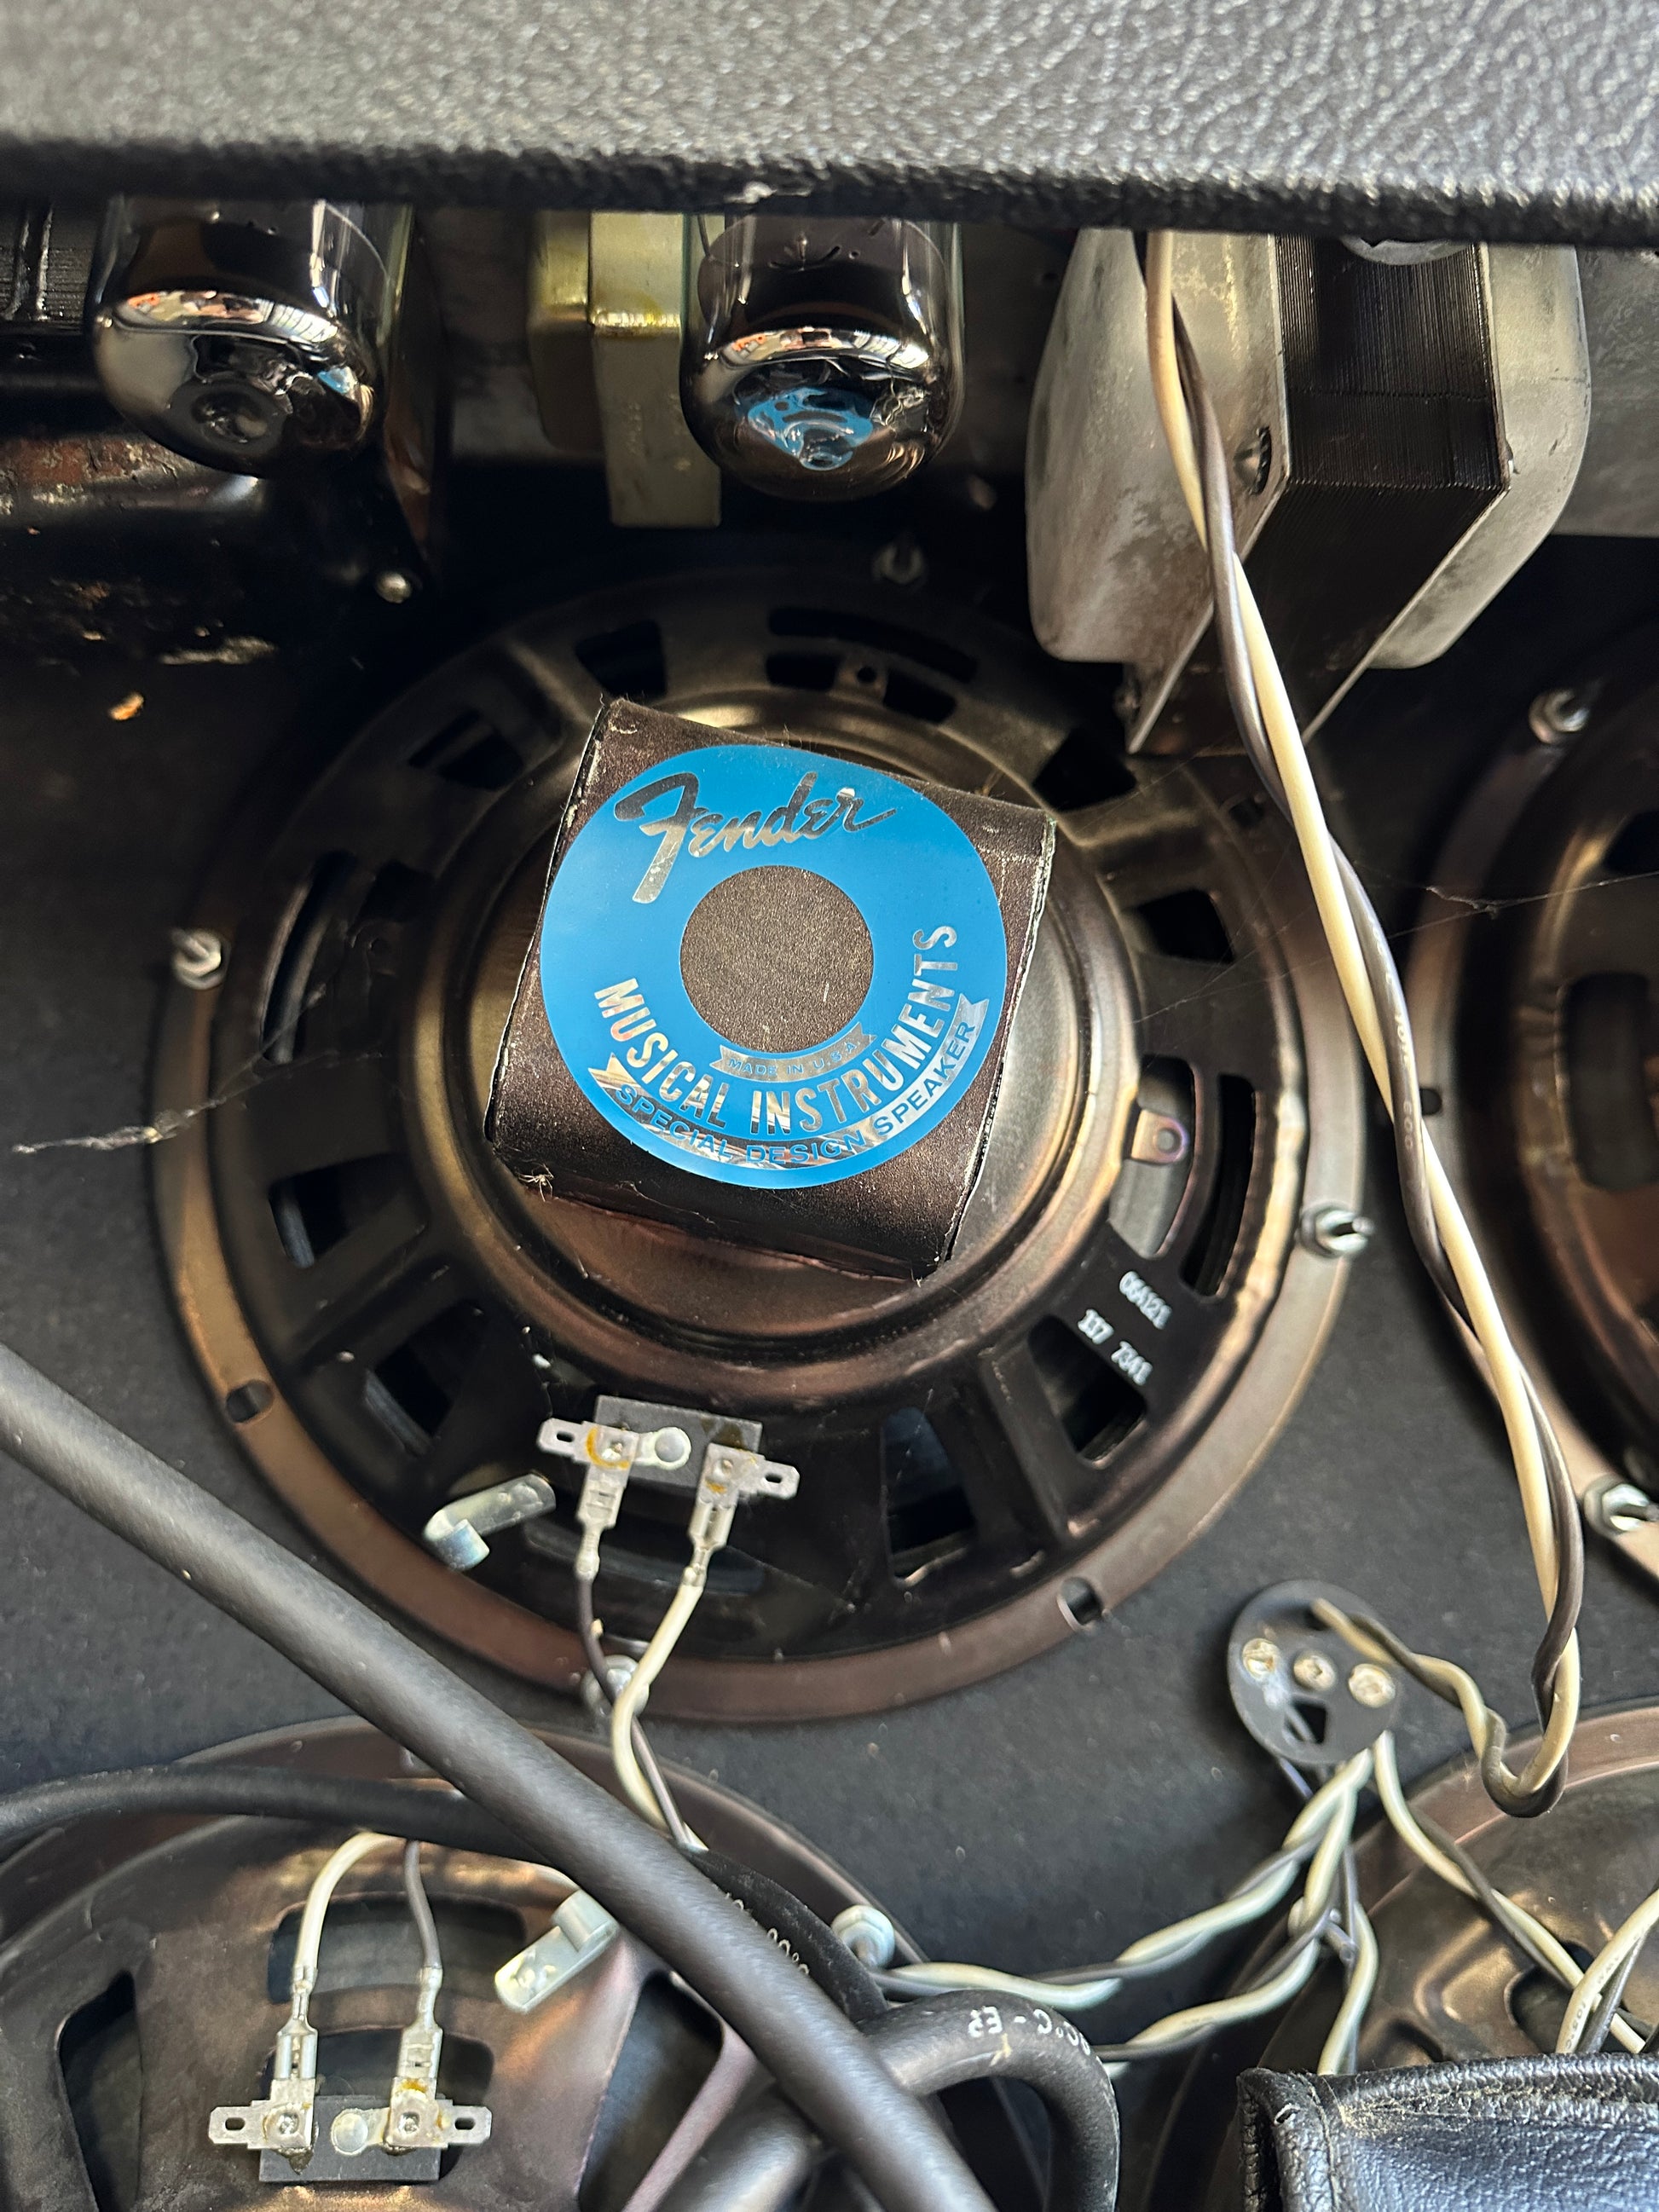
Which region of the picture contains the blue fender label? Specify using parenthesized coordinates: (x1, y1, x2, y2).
(539, 742, 1009, 1187)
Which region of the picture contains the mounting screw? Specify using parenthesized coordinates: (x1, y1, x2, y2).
(1529, 686, 1593, 743)
(871, 534, 927, 589)
(1300, 1204, 1375, 1259)
(395, 2110, 421, 2139)
(833, 1903, 898, 1969)
(374, 569, 417, 604)
(1584, 1476, 1659, 1539)
(269, 2112, 300, 2142)
(170, 927, 225, 990)
(581, 1650, 639, 1722)
(1292, 1649, 1338, 1694)
(1348, 1662, 1396, 1708)
(1234, 425, 1273, 496)
(1240, 1635, 1280, 1681)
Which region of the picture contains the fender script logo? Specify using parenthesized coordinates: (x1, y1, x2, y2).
(614, 769, 896, 904)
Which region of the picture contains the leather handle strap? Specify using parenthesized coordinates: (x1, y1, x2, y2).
(1240, 2056, 1659, 2212)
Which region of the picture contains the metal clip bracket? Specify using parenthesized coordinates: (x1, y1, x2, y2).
(495, 1888, 619, 2013)
(423, 1471, 559, 1570)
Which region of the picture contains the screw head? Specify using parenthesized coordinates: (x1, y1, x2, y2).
(872, 534, 928, 589)
(831, 1902, 898, 1969)
(170, 927, 225, 990)
(1240, 1635, 1280, 1680)
(1348, 1661, 1397, 1708)
(1584, 1476, 1659, 1538)
(1300, 1204, 1375, 1259)
(374, 569, 417, 604)
(1234, 424, 1273, 495)
(191, 382, 281, 450)
(1529, 686, 1593, 743)
(395, 2109, 421, 2138)
(269, 2111, 301, 2141)
(1292, 1649, 1338, 1694)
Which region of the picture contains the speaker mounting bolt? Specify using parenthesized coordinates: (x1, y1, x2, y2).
(1299, 1204, 1374, 1258)
(833, 1903, 898, 1968)
(170, 927, 225, 990)
(1584, 1476, 1659, 1539)
(1529, 686, 1593, 742)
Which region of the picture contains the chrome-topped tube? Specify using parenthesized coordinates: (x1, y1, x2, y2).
(90, 198, 411, 472)
(681, 217, 962, 500)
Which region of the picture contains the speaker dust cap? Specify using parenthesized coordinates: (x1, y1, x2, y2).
(488, 702, 1055, 1277)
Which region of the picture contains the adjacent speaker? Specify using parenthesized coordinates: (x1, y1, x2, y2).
(1407, 644, 1659, 1545)
(0, 1719, 961, 2211)
(1147, 1704, 1659, 2210)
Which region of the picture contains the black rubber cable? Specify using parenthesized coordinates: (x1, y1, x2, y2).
(658, 1990, 1120, 2212)
(1173, 304, 1578, 1816)
(691, 1849, 887, 2024)
(0, 1762, 886, 2023)
(0, 1341, 992, 2212)
(0, 1764, 533, 1859)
